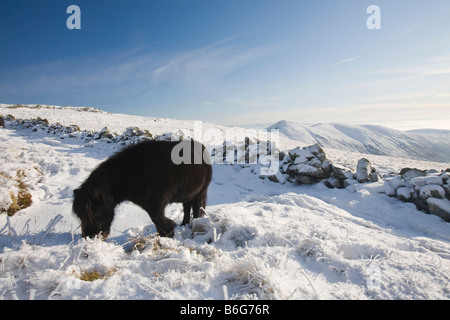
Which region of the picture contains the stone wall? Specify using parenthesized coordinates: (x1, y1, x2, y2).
(270, 143, 450, 222)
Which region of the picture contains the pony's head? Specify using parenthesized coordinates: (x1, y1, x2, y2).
(72, 182, 114, 238)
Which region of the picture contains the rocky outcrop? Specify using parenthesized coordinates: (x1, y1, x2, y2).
(271, 144, 378, 188)
(272, 145, 450, 223)
(6, 116, 158, 145)
(384, 168, 450, 222)
(282, 144, 332, 184)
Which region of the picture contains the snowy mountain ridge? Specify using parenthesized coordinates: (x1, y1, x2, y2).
(268, 120, 450, 163)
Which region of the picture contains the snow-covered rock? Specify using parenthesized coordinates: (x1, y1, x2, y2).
(419, 185, 446, 201)
(282, 144, 332, 184)
(400, 168, 426, 181)
(356, 158, 380, 183)
(443, 183, 450, 198)
(396, 187, 412, 202)
(411, 176, 428, 190)
(427, 198, 450, 222)
(381, 167, 450, 221)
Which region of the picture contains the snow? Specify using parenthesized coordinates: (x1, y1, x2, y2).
(1, 105, 450, 300)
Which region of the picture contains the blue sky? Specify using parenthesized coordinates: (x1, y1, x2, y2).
(0, 0, 449, 130)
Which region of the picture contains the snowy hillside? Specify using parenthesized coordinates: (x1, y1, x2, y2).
(268, 120, 450, 163)
(0, 105, 450, 300)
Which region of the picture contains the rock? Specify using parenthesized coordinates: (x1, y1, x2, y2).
(412, 197, 429, 212)
(266, 171, 287, 184)
(400, 168, 426, 181)
(383, 183, 397, 197)
(388, 177, 408, 190)
(289, 148, 314, 163)
(443, 184, 450, 199)
(94, 127, 116, 140)
(410, 176, 427, 191)
(279, 151, 289, 162)
(356, 158, 374, 183)
(396, 187, 412, 202)
(425, 176, 443, 185)
(441, 172, 450, 184)
(427, 198, 450, 222)
(419, 185, 446, 201)
(331, 164, 348, 180)
(325, 177, 342, 189)
(369, 171, 380, 182)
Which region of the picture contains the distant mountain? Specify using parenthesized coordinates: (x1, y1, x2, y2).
(267, 120, 450, 163)
(406, 128, 450, 135)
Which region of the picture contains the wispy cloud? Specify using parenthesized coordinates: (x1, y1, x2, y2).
(337, 54, 450, 91)
(151, 36, 277, 86)
(0, 33, 278, 99)
(334, 56, 359, 66)
(0, 48, 156, 96)
(377, 55, 450, 77)
(228, 96, 283, 107)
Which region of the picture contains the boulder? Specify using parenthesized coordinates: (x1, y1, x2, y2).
(266, 170, 287, 184)
(410, 176, 427, 191)
(441, 172, 450, 184)
(388, 176, 408, 190)
(419, 185, 446, 201)
(399, 168, 426, 181)
(427, 198, 450, 222)
(331, 164, 348, 180)
(425, 176, 443, 185)
(356, 158, 375, 183)
(443, 184, 450, 199)
(289, 147, 314, 163)
(396, 187, 412, 202)
(94, 127, 116, 140)
(369, 171, 380, 182)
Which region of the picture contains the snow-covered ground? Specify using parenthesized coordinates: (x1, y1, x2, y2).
(0, 105, 449, 300)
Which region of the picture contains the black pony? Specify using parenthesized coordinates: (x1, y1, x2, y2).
(73, 139, 212, 238)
